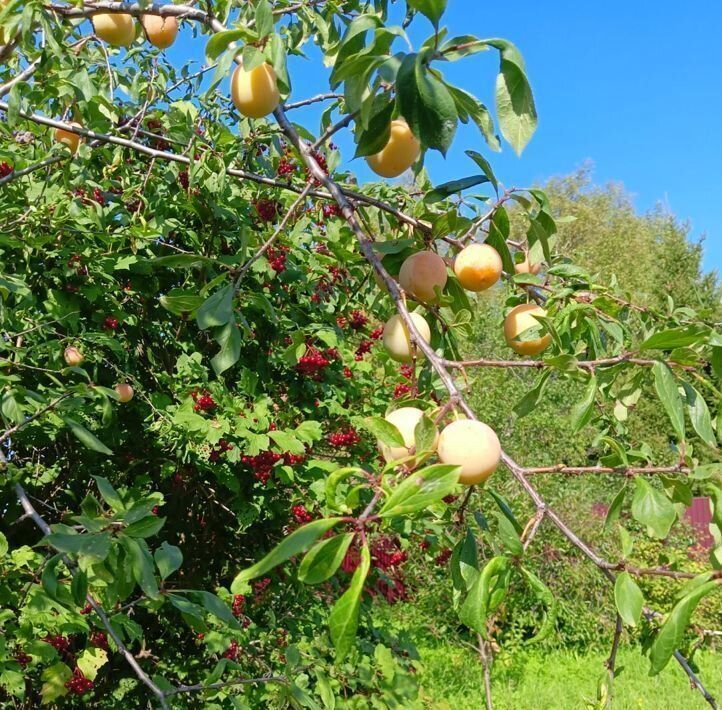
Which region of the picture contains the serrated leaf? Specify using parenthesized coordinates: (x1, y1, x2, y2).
(40, 662, 72, 704)
(76, 648, 107, 681)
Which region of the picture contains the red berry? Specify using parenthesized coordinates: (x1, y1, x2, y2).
(89, 631, 108, 651)
(103, 316, 119, 330)
(65, 667, 93, 695)
(255, 198, 278, 223)
(0, 162, 13, 179)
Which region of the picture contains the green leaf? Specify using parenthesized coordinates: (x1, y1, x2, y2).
(458, 556, 510, 636)
(378, 464, 460, 517)
(485, 205, 514, 274)
(205, 30, 248, 61)
(123, 515, 166, 539)
(514, 370, 551, 417)
(63, 418, 113, 456)
(464, 150, 499, 193)
(487, 39, 537, 154)
(254, 0, 273, 37)
(570, 375, 597, 433)
(652, 362, 685, 441)
(631, 478, 676, 539)
(155, 542, 183, 580)
(408, 0, 447, 28)
(414, 414, 437, 453)
(396, 53, 457, 155)
(191, 591, 240, 629)
(425, 175, 489, 203)
(76, 648, 107, 681)
(0, 531, 7, 557)
(159, 292, 203, 316)
(494, 512, 523, 556)
(298, 533, 355, 585)
(682, 383, 717, 449)
(196, 284, 233, 330)
(122, 537, 160, 600)
(40, 662, 72, 704)
(45, 532, 111, 562)
(268, 430, 305, 455)
(363, 416, 404, 448)
(640, 325, 709, 351)
(521, 567, 557, 643)
(488, 490, 523, 534)
(71, 569, 88, 607)
(92, 476, 124, 512)
(450, 527, 479, 592)
(353, 93, 394, 158)
(211, 321, 241, 375)
(231, 518, 342, 591)
(614, 572, 644, 627)
(649, 581, 718, 674)
(447, 84, 501, 151)
(41, 555, 63, 601)
(329, 544, 370, 660)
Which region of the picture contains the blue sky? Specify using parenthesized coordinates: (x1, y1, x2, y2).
(168, 1, 722, 271)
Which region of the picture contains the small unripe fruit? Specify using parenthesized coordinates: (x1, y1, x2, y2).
(398, 251, 447, 303)
(230, 61, 280, 118)
(141, 14, 178, 48)
(378, 407, 438, 464)
(115, 383, 134, 403)
(63, 346, 84, 366)
(54, 123, 82, 154)
(92, 13, 136, 46)
(514, 256, 541, 275)
(383, 312, 431, 363)
(366, 119, 421, 178)
(454, 243, 502, 292)
(503, 303, 551, 356)
(437, 419, 501, 485)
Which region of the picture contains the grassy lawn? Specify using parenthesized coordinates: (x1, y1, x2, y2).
(415, 640, 722, 709)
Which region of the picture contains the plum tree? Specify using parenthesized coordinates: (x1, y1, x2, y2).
(454, 243, 503, 292)
(503, 303, 552, 356)
(378, 406, 437, 464)
(382, 312, 431, 363)
(398, 251, 448, 303)
(91, 12, 136, 46)
(437, 419, 501, 485)
(1, 4, 719, 709)
(366, 119, 421, 178)
(230, 61, 281, 118)
(141, 14, 178, 49)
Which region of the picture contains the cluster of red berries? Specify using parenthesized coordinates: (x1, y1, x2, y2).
(283, 452, 306, 466)
(310, 265, 348, 304)
(223, 640, 240, 660)
(321, 203, 343, 220)
(72, 187, 105, 206)
(394, 383, 412, 399)
(209, 438, 233, 463)
(370, 326, 384, 340)
(315, 243, 331, 256)
(327, 427, 360, 448)
(400, 364, 414, 379)
(266, 245, 288, 273)
(343, 366, 353, 379)
(178, 170, 190, 190)
(296, 346, 331, 377)
(66, 667, 93, 695)
(241, 450, 282, 484)
(44, 634, 72, 655)
(291, 505, 313, 524)
(371, 536, 408, 571)
(0, 162, 13, 178)
(80, 603, 93, 615)
(191, 389, 217, 413)
(89, 631, 108, 651)
(231, 594, 245, 617)
(419, 539, 431, 551)
(276, 157, 296, 176)
(253, 577, 272, 601)
(435, 548, 452, 566)
(103, 316, 119, 330)
(355, 340, 373, 361)
(348, 310, 368, 330)
(255, 198, 278, 222)
(14, 651, 31, 667)
(67, 254, 89, 277)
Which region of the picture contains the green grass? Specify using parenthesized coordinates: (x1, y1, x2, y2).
(415, 640, 722, 709)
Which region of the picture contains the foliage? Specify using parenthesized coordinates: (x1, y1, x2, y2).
(0, 1, 721, 708)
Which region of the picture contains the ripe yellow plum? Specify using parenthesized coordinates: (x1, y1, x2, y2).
(115, 383, 134, 403)
(503, 303, 551, 356)
(398, 251, 447, 303)
(454, 243, 502, 292)
(437, 419, 501, 485)
(230, 61, 281, 118)
(54, 123, 82, 154)
(514, 255, 541, 275)
(92, 13, 136, 46)
(366, 119, 420, 178)
(382, 312, 431, 363)
(141, 14, 178, 49)
(378, 407, 438, 464)
(63, 346, 84, 366)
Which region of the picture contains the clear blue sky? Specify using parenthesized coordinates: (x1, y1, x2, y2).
(167, 1, 722, 272)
